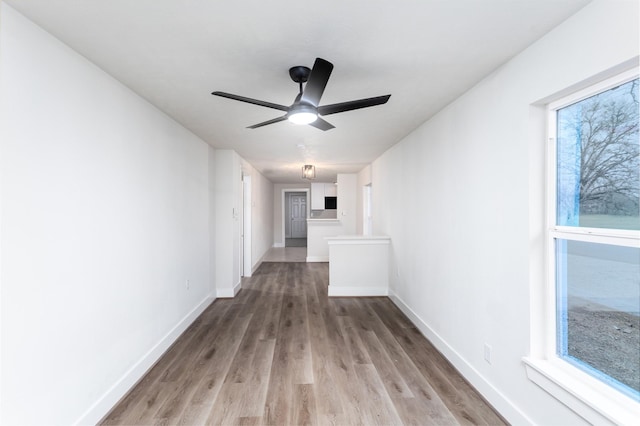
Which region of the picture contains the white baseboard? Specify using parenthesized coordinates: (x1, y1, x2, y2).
(217, 281, 241, 298)
(273, 242, 285, 248)
(306, 256, 329, 262)
(251, 253, 265, 275)
(328, 285, 388, 297)
(388, 290, 531, 425)
(76, 295, 216, 425)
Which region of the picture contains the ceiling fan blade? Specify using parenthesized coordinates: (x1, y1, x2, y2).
(300, 58, 333, 107)
(212, 91, 289, 112)
(318, 94, 391, 116)
(247, 115, 288, 129)
(308, 117, 335, 131)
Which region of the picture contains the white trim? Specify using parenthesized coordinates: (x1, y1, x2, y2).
(551, 228, 640, 247)
(363, 183, 373, 236)
(243, 175, 252, 278)
(273, 242, 285, 248)
(328, 285, 388, 297)
(305, 255, 328, 262)
(549, 228, 640, 248)
(79, 296, 216, 425)
(523, 358, 640, 426)
(251, 252, 265, 275)
(548, 68, 639, 111)
(388, 290, 532, 425)
(326, 236, 390, 245)
(217, 281, 241, 298)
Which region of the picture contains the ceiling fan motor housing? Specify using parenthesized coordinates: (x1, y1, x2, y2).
(289, 66, 311, 83)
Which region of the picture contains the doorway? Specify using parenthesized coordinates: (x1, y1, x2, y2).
(284, 191, 307, 247)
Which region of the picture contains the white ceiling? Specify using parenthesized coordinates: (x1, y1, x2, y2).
(6, 0, 590, 183)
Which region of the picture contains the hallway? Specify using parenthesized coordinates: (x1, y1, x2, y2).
(262, 246, 307, 262)
(102, 262, 505, 425)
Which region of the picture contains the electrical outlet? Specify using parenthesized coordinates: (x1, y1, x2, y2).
(484, 343, 492, 364)
(185, 279, 190, 290)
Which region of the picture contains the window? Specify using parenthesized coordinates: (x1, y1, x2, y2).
(549, 71, 640, 403)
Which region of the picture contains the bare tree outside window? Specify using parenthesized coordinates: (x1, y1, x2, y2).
(557, 78, 639, 230)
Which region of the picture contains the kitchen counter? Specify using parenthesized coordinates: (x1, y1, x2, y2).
(325, 235, 391, 242)
(306, 219, 343, 262)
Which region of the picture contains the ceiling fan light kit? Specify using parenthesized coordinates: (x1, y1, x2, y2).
(288, 104, 317, 125)
(212, 58, 391, 131)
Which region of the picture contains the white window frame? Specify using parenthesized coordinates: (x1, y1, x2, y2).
(524, 68, 640, 425)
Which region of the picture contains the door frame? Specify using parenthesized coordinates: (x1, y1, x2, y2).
(281, 188, 310, 247)
(242, 175, 252, 277)
(363, 183, 372, 236)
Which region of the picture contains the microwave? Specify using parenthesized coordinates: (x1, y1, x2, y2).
(324, 196, 337, 210)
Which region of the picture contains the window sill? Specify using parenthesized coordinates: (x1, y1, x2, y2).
(523, 357, 640, 425)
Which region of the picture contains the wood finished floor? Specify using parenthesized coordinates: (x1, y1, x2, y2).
(102, 262, 506, 426)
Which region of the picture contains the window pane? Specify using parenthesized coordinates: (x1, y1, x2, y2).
(556, 239, 640, 399)
(556, 79, 640, 230)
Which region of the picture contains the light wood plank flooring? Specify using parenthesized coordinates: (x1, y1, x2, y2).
(102, 262, 506, 425)
(262, 247, 306, 262)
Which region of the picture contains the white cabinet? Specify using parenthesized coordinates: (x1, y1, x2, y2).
(311, 182, 337, 210)
(311, 183, 325, 210)
(324, 183, 337, 196)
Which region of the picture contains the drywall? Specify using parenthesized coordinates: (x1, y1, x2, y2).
(214, 152, 273, 291)
(214, 149, 242, 297)
(249, 166, 274, 271)
(356, 165, 372, 235)
(337, 173, 357, 235)
(371, 1, 638, 424)
(208, 146, 217, 295)
(0, 4, 213, 425)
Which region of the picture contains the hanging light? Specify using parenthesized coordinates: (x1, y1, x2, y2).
(302, 164, 316, 180)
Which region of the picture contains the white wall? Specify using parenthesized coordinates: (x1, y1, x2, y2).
(208, 146, 218, 295)
(0, 4, 214, 425)
(371, 1, 638, 424)
(249, 166, 274, 271)
(214, 153, 273, 289)
(215, 149, 242, 297)
(337, 173, 357, 234)
(356, 165, 372, 235)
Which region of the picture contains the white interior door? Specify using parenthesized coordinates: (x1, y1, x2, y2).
(290, 194, 307, 238)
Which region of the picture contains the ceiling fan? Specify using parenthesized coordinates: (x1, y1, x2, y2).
(212, 58, 391, 131)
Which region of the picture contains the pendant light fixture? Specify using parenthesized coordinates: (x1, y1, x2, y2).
(302, 164, 316, 180)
